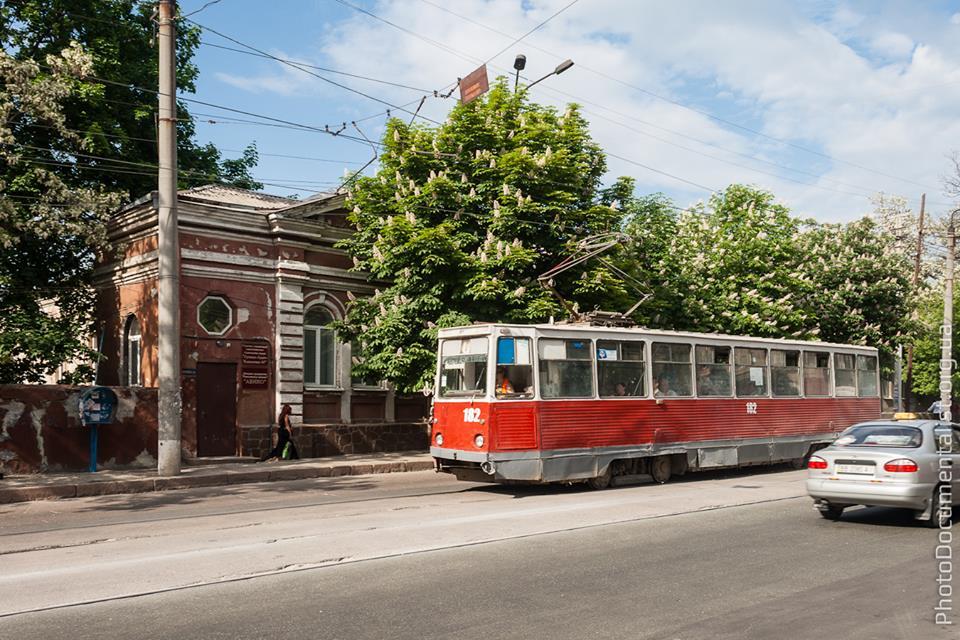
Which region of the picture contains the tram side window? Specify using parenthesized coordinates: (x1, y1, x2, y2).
(833, 353, 857, 397)
(496, 337, 534, 398)
(695, 345, 732, 396)
(857, 354, 879, 397)
(803, 351, 831, 397)
(439, 337, 488, 397)
(652, 342, 692, 397)
(598, 340, 646, 397)
(735, 348, 768, 397)
(771, 350, 801, 397)
(538, 338, 593, 398)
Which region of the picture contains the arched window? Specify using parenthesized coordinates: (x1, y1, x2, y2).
(303, 306, 336, 386)
(123, 315, 141, 386)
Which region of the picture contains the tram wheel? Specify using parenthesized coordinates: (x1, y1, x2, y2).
(587, 467, 612, 490)
(650, 457, 671, 484)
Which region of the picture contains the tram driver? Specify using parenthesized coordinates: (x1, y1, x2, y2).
(495, 367, 515, 396)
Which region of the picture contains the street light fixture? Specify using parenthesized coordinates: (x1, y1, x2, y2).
(526, 59, 575, 89)
(513, 54, 526, 92)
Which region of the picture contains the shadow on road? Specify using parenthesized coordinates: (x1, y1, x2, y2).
(72, 474, 383, 514)
(462, 462, 803, 499)
(828, 504, 957, 529)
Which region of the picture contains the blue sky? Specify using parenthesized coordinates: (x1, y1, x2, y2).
(179, 0, 960, 221)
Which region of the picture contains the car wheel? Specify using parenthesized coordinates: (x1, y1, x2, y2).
(819, 505, 845, 521)
(926, 486, 951, 528)
(650, 457, 671, 484)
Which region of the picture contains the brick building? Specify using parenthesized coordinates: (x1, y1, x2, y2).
(93, 185, 428, 461)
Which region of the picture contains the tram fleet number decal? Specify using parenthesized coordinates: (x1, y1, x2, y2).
(745, 402, 758, 415)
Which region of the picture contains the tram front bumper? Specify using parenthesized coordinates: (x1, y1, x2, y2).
(430, 446, 489, 464)
(431, 447, 543, 482)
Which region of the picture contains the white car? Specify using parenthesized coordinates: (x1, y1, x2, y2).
(805, 419, 959, 527)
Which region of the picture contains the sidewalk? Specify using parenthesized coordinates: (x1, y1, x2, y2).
(0, 451, 434, 504)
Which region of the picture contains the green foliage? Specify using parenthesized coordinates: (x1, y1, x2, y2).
(0, 2, 261, 383)
(218, 143, 264, 191)
(798, 217, 914, 359)
(0, 0, 260, 197)
(624, 185, 813, 336)
(0, 45, 120, 382)
(619, 184, 914, 362)
(339, 80, 917, 393)
(911, 291, 960, 398)
(338, 80, 628, 391)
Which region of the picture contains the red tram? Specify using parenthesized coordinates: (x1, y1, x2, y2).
(430, 323, 882, 487)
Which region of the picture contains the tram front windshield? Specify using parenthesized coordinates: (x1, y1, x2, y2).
(439, 336, 488, 397)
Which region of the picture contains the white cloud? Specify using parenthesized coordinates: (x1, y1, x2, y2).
(951, 13, 960, 25)
(230, 0, 960, 222)
(868, 31, 915, 59)
(214, 53, 320, 97)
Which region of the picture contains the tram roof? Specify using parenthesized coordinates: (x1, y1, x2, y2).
(437, 322, 879, 353)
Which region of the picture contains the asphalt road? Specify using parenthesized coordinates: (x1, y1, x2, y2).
(0, 467, 952, 639)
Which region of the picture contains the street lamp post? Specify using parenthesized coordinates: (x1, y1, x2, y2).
(526, 59, 575, 90)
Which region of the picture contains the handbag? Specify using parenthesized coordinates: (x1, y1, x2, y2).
(281, 442, 292, 460)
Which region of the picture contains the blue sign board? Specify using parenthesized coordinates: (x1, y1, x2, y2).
(80, 387, 117, 426)
(79, 387, 118, 473)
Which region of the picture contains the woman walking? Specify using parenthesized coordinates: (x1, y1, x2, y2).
(264, 404, 299, 461)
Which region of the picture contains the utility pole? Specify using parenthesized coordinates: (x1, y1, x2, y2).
(904, 193, 925, 410)
(940, 220, 955, 422)
(157, 0, 181, 476)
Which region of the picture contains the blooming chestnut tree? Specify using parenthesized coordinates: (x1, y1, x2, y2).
(0, 44, 122, 383)
(620, 184, 914, 362)
(338, 80, 629, 392)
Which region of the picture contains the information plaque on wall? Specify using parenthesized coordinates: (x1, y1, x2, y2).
(241, 343, 270, 389)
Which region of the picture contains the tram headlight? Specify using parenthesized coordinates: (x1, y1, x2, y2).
(435, 432, 444, 446)
(474, 434, 485, 448)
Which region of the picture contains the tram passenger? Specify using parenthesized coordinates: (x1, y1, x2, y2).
(614, 382, 628, 396)
(655, 376, 678, 397)
(696, 365, 717, 395)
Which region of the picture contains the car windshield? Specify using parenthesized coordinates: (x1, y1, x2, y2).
(833, 425, 923, 448)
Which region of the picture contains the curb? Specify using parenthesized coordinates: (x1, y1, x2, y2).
(0, 459, 435, 505)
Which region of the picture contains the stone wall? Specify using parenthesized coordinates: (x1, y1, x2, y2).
(242, 422, 429, 460)
(0, 385, 158, 474)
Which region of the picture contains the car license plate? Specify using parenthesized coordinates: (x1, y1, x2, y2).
(836, 463, 874, 475)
